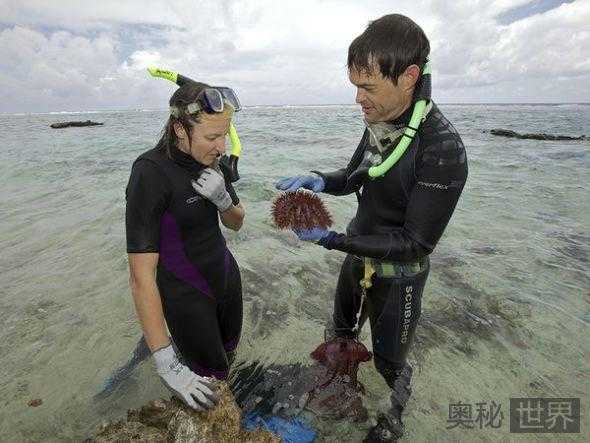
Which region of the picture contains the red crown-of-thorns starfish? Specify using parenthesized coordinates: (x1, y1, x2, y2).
(310, 337, 372, 389)
(271, 190, 333, 230)
(305, 337, 373, 422)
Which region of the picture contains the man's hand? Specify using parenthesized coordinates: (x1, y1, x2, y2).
(293, 227, 330, 243)
(275, 175, 325, 193)
(191, 168, 232, 212)
(153, 345, 219, 411)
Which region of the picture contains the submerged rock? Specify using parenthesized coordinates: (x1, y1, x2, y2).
(86, 383, 280, 443)
(28, 398, 43, 407)
(50, 120, 104, 129)
(488, 128, 586, 141)
(232, 359, 370, 423)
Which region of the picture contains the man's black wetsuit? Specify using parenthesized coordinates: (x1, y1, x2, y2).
(314, 102, 467, 415)
(125, 144, 242, 380)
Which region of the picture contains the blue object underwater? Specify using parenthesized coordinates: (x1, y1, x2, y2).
(243, 412, 316, 443)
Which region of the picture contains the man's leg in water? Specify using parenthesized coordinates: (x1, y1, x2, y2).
(327, 255, 365, 339)
(364, 258, 430, 442)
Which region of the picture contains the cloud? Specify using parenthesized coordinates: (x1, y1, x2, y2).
(0, 0, 181, 31)
(0, 0, 589, 112)
(425, 0, 590, 102)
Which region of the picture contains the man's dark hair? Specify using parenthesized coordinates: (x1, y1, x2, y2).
(348, 14, 430, 85)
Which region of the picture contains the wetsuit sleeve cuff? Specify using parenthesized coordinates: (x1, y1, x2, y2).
(317, 231, 340, 249)
(310, 170, 347, 194)
(225, 181, 240, 206)
(228, 187, 240, 206)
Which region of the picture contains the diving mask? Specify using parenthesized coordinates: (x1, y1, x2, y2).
(170, 86, 242, 117)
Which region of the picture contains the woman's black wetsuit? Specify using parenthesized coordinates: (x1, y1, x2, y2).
(125, 144, 242, 380)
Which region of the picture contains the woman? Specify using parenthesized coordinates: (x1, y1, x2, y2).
(125, 80, 245, 411)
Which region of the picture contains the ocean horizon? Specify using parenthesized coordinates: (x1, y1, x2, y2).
(3, 101, 590, 117)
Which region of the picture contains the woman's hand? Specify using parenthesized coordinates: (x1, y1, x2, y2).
(153, 344, 219, 411)
(191, 168, 232, 212)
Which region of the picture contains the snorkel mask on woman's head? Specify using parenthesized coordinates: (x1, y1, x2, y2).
(148, 66, 243, 182)
(169, 86, 242, 117)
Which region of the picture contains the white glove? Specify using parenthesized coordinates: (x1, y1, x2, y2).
(191, 168, 233, 212)
(153, 344, 219, 411)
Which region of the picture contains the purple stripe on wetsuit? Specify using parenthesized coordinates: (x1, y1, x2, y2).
(159, 212, 213, 298)
(223, 336, 239, 352)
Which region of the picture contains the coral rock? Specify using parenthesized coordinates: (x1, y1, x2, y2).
(87, 382, 280, 443)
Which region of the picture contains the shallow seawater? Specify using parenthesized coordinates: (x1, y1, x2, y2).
(0, 104, 588, 441)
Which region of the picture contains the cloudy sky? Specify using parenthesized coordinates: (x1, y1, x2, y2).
(0, 0, 588, 112)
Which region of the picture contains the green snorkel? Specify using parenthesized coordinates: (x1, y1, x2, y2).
(368, 62, 432, 178)
(147, 66, 243, 182)
(147, 67, 191, 87)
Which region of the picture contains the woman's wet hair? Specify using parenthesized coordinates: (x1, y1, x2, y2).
(348, 14, 430, 87)
(155, 81, 233, 156)
(155, 81, 207, 156)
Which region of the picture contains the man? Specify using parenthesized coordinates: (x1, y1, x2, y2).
(276, 14, 468, 442)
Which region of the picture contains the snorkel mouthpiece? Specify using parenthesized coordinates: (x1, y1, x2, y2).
(225, 124, 241, 182)
(148, 66, 243, 182)
(415, 62, 432, 101)
(367, 62, 432, 178)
